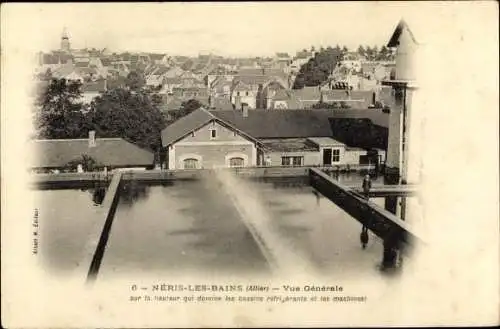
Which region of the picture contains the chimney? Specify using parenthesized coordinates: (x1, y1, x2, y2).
(242, 103, 248, 117)
(208, 95, 214, 108)
(88, 130, 96, 148)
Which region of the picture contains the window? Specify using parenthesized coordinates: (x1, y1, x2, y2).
(237, 91, 240, 96)
(245, 91, 249, 96)
(210, 129, 216, 139)
(281, 156, 303, 167)
(332, 149, 340, 162)
(183, 158, 199, 169)
(229, 157, 244, 168)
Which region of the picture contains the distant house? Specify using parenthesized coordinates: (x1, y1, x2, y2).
(270, 89, 302, 109)
(161, 108, 388, 169)
(160, 77, 183, 94)
(230, 73, 288, 109)
(210, 76, 233, 98)
(52, 62, 84, 83)
(145, 66, 170, 87)
(81, 79, 107, 104)
(231, 80, 258, 109)
(31, 134, 155, 173)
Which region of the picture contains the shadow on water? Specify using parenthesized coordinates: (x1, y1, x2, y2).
(118, 182, 151, 207)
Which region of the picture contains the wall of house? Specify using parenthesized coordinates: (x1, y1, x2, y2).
(169, 144, 256, 169)
(231, 92, 257, 109)
(167, 120, 257, 169)
(265, 151, 320, 166)
(316, 146, 345, 165)
(343, 149, 366, 165)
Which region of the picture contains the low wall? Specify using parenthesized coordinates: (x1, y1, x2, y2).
(30, 165, 380, 188)
(85, 172, 123, 284)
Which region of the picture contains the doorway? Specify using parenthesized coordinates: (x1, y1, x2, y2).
(322, 148, 332, 166)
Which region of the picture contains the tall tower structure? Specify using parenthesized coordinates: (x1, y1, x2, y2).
(61, 27, 71, 53)
(383, 19, 419, 187)
(380, 19, 421, 269)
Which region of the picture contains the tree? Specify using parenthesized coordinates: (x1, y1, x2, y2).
(357, 45, 366, 57)
(168, 99, 204, 123)
(125, 71, 145, 91)
(90, 88, 166, 151)
(64, 154, 102, 172)
(372, 45, 379, 60)
(293, 47, 342, 89)
(34, 78, 90, 139)
(379, 45, 389, 61)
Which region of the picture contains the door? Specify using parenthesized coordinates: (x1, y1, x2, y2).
(323, 149, 332, 166)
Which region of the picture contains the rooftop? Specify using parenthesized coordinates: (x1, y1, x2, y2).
(31, 138, 154, 168)
(261, 138, 318, 152)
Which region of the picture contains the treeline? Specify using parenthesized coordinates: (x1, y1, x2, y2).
(329, 118, 387, 150)
(34, 77, 167, 152)
(356, 45, 394, 61)
(292, 44, 395, 89)
(292, 46, 343, 89)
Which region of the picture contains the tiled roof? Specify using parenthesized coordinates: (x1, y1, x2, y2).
(261, 138, 318, 152)
(308, 137, 346, 147)
(211, 108, 389, 139)
(233, 75, 273, 87)
(53, 64, 77, 78)
(31, 138, 154, 168)
(211, 109, 333, 139)
(161, 108, 214, 146)
(161, 108, 263, 147)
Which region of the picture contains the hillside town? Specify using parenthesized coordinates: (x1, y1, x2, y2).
(32, 24, 403, 173)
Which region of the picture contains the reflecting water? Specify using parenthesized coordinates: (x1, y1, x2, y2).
(33, 189, 103, 276)
(35, 171, 390, 280)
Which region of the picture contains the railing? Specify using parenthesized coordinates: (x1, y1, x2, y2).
(309, 168, 424, 252)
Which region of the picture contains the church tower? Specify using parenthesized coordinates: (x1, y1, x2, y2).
(61, 27, 71, 53)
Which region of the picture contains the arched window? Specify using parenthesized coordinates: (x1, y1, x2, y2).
(183, 158, 199, 169)
(229, 157, 244, 168)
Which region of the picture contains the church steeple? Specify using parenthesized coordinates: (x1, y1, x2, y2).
(61, 27, 71, 53)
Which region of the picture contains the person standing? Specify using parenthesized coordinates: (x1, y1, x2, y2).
(360, 174, 372, 249)
(362, 174, 372, 199)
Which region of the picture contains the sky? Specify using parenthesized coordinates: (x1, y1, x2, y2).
(0, 2, 465, 57)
